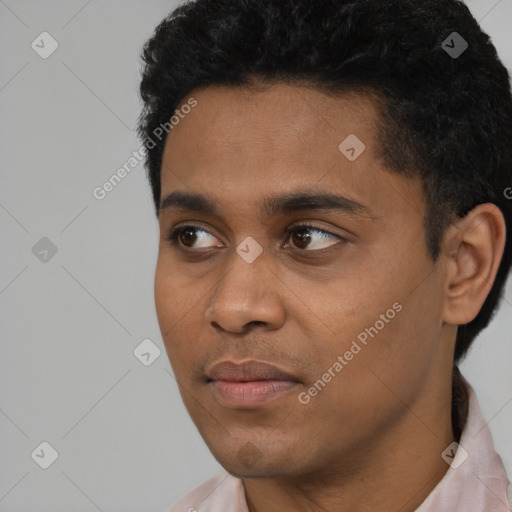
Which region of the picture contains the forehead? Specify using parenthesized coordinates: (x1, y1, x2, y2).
(164, 82, 379, 164)
(159, 83, 424, 220)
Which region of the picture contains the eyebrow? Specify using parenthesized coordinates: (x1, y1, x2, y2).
(159, 190, 372, 219)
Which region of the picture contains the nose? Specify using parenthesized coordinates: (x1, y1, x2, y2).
(204, 245, 286, 334)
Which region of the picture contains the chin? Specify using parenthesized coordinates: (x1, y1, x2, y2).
(223, 463, 296, 480)
(210, 442, 310, 479)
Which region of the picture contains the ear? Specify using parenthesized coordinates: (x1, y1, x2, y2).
(442, 203, 506, 325)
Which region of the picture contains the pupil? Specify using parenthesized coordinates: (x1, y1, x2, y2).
(180, 229, 197, 246)
(294, 230, 311, 249)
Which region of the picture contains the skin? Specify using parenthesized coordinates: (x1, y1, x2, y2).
(154, 82, 506, 512)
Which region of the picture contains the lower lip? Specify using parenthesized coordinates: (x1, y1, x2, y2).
(209, 380, 298, 408)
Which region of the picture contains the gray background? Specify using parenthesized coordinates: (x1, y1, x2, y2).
(0, 1, 511, 511)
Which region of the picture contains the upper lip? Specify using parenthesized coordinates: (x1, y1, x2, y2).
(206, 360, 300, 382)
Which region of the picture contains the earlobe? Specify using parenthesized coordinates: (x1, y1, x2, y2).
(442, 203, 506, 326)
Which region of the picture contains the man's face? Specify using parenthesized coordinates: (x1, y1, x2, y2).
(155, 83, 450, 478)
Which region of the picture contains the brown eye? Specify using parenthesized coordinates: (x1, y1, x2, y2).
(166, 225, 222, 249)
(291, 229, 312, 249)
(179, 228, 199, 247)
(287, 224, 343, 251)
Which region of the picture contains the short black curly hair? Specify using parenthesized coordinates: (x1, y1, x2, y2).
(137, 0, 512, 362)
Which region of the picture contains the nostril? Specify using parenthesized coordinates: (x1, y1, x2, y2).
(245, 320, 266, 328)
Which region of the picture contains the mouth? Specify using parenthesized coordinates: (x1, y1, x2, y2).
(206, 360, 301, 408)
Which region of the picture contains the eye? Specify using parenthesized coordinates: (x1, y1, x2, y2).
(286, 223, 344, 251)
(166, 225, 223, 249)
(165, 223, 345, 253)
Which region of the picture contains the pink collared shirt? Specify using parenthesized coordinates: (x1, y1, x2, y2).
(168, 382, 511, 512)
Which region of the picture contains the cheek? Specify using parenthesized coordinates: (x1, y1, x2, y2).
(154, 258, 211, 367)
(314, 249, 440, 377)
(358, 271, 445, 398)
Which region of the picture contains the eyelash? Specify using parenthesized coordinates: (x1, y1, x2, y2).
(165, 222, 345, 253)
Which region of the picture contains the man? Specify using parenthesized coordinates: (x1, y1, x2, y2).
(137, 0, 512, 510)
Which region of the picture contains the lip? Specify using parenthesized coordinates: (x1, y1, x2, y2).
(206, 360, 301, 408)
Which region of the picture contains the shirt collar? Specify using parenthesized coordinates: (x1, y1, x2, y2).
(415, 379, 510, 511)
